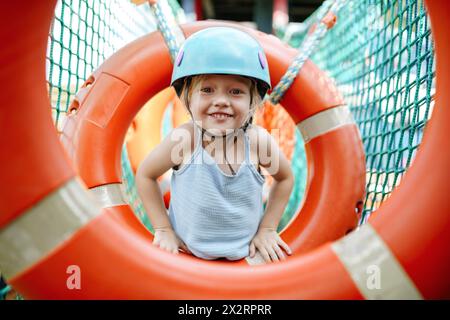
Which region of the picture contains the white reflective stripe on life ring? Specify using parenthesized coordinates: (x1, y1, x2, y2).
(88, 183, 128, 208)
(297, 105, 354, 143)
(331, 224, 423, 300)
(0, 178, 101, 279)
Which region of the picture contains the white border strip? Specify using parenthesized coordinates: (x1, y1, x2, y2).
(89, 183, 127, 208)
(331, 224, 423, 299)
(297, 105, 354, 143)
(0, 178, 101, 279)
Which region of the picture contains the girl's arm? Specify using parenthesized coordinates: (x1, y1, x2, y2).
(250, 126, 294, 263)
(136, 122, 193, 253)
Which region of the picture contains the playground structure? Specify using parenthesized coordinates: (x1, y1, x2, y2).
(0, 0, 449, 299)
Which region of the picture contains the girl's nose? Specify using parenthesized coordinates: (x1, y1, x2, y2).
(212, 93, 231, 107)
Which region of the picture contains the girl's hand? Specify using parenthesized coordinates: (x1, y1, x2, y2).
(249, 227, 292, 263)
(153, 227, 190, 255)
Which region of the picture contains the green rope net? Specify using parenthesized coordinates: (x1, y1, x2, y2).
(48, 0, 157, 128)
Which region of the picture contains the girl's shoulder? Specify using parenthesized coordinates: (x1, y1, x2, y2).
(247, 124, 276, 160)
(136, 121, 196, 178)
(247, 124, 270, 147)
(171, 121, 196, 149)
(169, 121, 197, 168)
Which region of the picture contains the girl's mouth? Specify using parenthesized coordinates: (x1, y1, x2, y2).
(208, 113, 233, 120)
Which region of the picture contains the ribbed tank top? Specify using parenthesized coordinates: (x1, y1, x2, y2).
(169, 124, 265, 260)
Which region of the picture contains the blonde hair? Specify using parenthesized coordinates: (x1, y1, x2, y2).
(180, 75, 262, 124)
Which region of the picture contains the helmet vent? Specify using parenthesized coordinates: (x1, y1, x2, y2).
(258, 51, 266, 69)
(176, 49, 184, 66)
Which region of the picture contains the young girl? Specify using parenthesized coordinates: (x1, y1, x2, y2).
(136, 27, 294, 263)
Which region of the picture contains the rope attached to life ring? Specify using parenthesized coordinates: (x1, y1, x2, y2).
(148, 0, 185, 61)
(268, 0, 346, 105)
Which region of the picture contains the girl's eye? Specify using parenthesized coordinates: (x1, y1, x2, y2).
(231, 89, 244, 95)
(200, 87, 212, 93)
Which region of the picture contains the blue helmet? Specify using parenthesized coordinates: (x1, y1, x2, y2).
(171, 27, 271, 99)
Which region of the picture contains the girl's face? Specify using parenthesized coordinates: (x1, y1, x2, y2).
(188, 74, 252, 135)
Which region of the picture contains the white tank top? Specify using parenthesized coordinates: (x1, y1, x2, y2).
(168, 124, 265, 260)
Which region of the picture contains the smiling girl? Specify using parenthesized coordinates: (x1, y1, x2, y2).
(136, 27, 293, 263)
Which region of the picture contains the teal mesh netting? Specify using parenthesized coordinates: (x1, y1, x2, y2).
(284, 0, 435, 223)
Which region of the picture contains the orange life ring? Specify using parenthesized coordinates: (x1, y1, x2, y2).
(0, 1, 448, 299)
